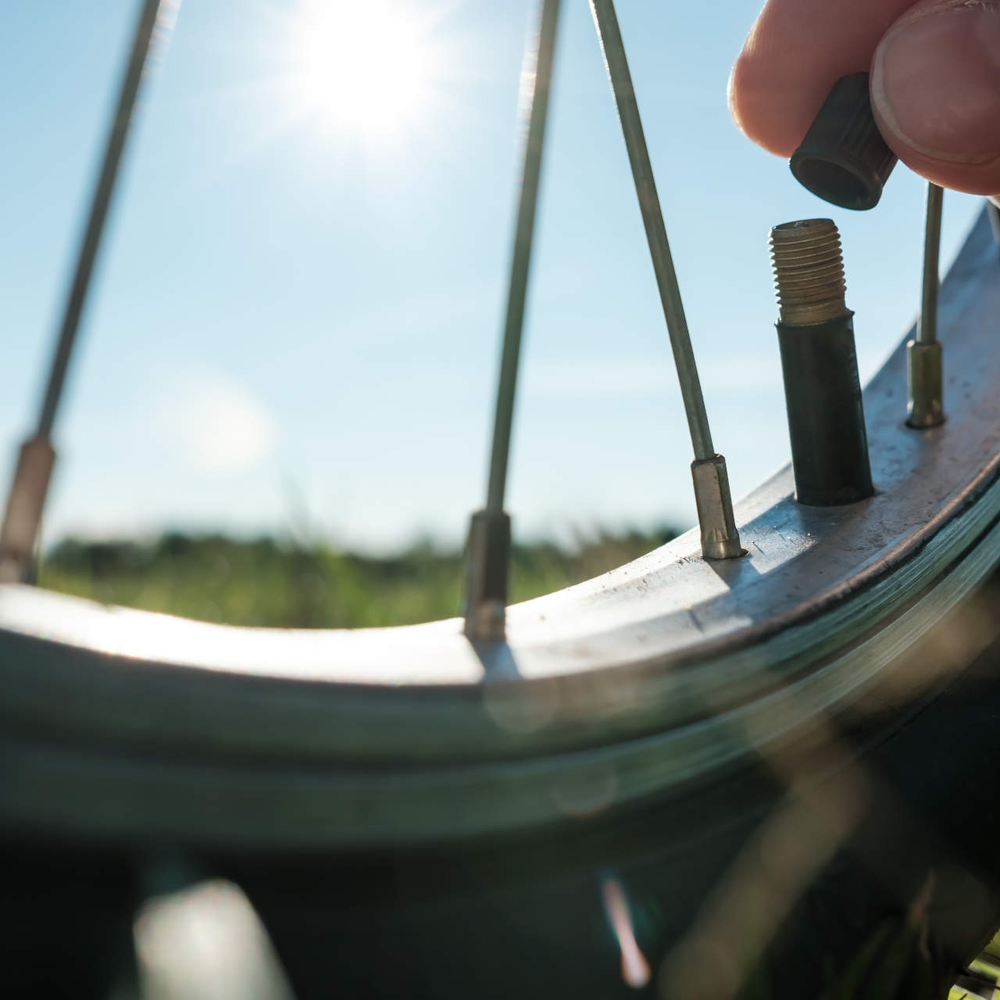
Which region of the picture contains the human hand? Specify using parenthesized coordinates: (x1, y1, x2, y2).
(729, 0, 1000, 202)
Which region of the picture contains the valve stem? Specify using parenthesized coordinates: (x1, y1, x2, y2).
(771, 219, 874, 507)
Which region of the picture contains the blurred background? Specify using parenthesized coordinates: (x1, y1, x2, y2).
(0, 0, 984, 623)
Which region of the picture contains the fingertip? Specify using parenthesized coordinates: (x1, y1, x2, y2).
(870, 128, 1000, 197)
(728, 42, 801, 159)
(871, 2, 1000, 196)
(728, 0, 932, 172)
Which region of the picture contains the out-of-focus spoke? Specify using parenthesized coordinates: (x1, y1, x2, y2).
(988, 200, 1000, 251)
(484, 0, 561, 516)
(589, 0, 742, 560)
(0, 0, 170, 584)
(463, 0, 561, 642)
(38, 0, 169, 438)
(907, 183, 945, 429)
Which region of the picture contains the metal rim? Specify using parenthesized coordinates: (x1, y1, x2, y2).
(0, 210, 998, 847)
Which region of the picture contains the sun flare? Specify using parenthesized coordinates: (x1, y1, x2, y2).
(288, 0, 443, 141)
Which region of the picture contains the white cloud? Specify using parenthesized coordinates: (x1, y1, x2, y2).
(153, 369, 276, 476)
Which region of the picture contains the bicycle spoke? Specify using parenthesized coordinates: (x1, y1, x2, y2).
(463, 0, 561, 641)
(39, 0, 168, 439)
(907, 183, 945, 429)
(917, 184, 943, 348)
(484, 0, 560, 518)
(0, 0, 170, 584)
(988, 200, 1000, 251)
(589, 0, 742, 561)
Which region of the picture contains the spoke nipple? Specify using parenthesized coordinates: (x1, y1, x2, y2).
(0, 435, 56, 584)
(691, 455, 743, 560)
(770, 220, 874, 507)
(907, 340, 944, 429)
(463, 509, 511, 641)
(909, 183, 945, 429)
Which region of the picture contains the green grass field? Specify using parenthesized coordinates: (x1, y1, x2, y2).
(39, 526, 679, 628)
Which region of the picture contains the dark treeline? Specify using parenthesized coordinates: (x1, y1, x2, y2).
(42, 526, 680, 628)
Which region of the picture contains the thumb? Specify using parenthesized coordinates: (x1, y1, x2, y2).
(872, 0, 1000, 198)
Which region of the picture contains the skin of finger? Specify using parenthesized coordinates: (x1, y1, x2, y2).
(729, 0, 915, 157)
(871, 0, 1000, 198)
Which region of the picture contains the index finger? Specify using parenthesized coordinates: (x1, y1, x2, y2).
(730, 0, 914, 157)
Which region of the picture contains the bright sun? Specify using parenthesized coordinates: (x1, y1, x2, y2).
(288, 0, 442, 141)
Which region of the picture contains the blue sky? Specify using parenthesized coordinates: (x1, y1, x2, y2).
(0, 0, 983, 552)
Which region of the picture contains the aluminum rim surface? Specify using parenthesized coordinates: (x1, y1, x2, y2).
(0, 211, 998, 846)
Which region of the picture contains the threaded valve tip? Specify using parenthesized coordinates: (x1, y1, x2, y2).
(769, 219, 849, 325)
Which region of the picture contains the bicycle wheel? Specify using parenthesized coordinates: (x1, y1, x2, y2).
(2, 1, 1000, 997)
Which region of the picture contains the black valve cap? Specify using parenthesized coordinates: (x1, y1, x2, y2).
(790, 73, 898, 211)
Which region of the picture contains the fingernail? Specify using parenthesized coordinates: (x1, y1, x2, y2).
(873, 5, 1000, 162)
